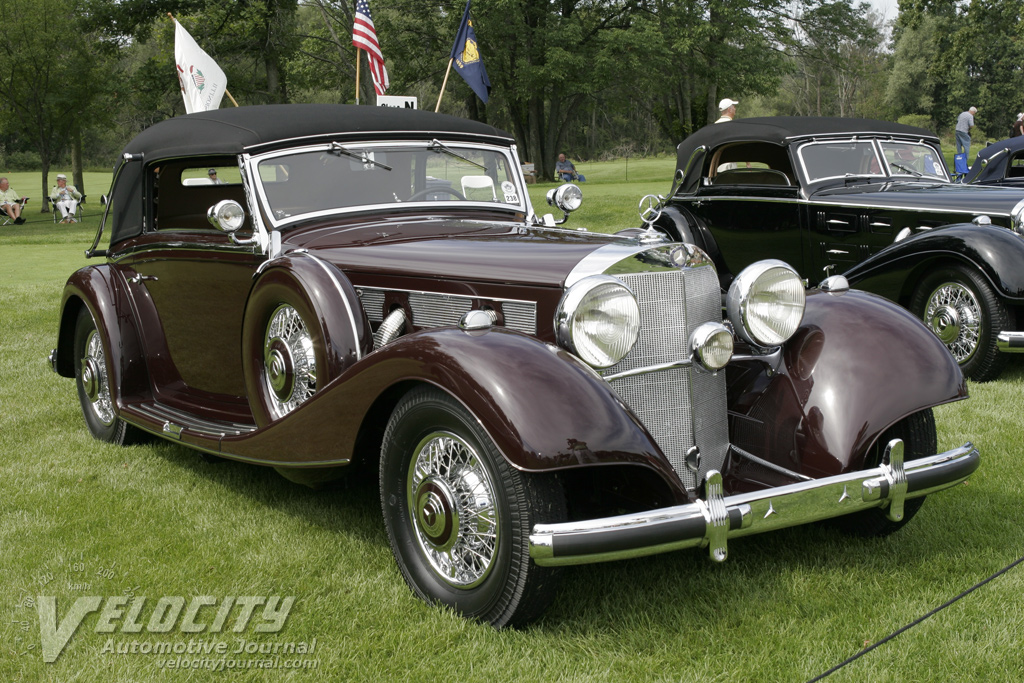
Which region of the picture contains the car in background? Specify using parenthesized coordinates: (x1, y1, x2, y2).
(51, 105, 979, 626)
(964, 136, 1024, 187)
(649, 117, 1024, 381)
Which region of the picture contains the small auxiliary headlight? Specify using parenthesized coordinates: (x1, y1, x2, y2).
(690, 322, 734, 371)
(207, 200, 246, 233)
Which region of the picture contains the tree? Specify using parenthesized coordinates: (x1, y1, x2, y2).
(0, 0, 110, 205)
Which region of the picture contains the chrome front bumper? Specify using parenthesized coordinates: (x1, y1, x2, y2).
(530, 440, 978, 567)
(996, 331, 1024, 352)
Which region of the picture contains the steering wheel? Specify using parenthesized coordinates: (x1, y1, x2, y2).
(407, 187, 466, 201)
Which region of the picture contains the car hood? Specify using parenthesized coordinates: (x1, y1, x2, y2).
(287, 218, 625, 288)
(812, 181, 1024, 215)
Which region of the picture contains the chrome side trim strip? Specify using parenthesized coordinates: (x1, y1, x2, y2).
(674, 194, 1016, 219)
(530, 442, 978, 567)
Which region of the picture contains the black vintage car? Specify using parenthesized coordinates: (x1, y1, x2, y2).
(51, 105, 978, 626)
(964, 135, 1024, 187)
(650, 117, 1024, 381)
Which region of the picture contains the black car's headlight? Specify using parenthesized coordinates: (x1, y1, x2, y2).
(726, 260, 805, 347)
(556, 275, 640, 368)
(1012, 199, 1024, 235)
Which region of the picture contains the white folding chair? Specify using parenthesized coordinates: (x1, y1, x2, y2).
(461, 175, 497, 201)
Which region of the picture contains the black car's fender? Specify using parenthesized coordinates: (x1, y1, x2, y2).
(843, 223, 1024, 305)
(223, 327, 683, 495)
(652, 205, 729, 280)
(726, 289, 967, 483)
(54, 265, 150, 404)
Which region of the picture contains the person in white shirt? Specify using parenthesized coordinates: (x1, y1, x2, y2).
(715, 98, 739, 123)
(49, 174, 82, 223)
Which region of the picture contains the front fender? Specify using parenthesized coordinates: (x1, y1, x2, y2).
(727, 289, 967, 481)
(224, 327, 680, 491)
(844, 223, 1024, 304)
(54, 265, 149, 404)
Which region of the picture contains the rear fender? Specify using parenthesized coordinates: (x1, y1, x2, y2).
(54, 265, 150, 403)
(726, 289, 967, 481)
(844, 223, 1024, 305)
(224, 327, 682, 494)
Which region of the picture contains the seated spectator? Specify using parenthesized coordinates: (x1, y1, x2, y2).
(0, 176, 27, 224)
(50, 173, 82, 223)
(555, 153, 578, 182)
(208, 168, 224, 184)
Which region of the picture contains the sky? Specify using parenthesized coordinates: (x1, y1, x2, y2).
(867, 0, 899, 25)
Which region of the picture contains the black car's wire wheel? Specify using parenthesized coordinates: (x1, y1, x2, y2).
(73, 306, 141, 445)
(380, 386, 566, 627)
(829, 409, 935, 537)
(912, 265, 1010, 382)
(262, 304, 318, 420)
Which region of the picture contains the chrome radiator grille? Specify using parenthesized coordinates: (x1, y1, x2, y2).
(603, 266, 730, 490)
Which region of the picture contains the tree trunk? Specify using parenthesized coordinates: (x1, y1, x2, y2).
(72, 126, 84, 194)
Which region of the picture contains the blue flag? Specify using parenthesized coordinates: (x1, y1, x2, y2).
(449, 1, 490, 103)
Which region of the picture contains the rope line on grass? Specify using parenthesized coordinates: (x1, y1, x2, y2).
(806, 552, 1024, 682)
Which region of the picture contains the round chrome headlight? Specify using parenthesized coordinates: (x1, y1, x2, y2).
(207, 200, 246, 233)
(690, 322, 734, 371)
(556, 275, 640, 368)
(546, 184, 583, 213)
(1012, 199, 1024, 235)
(726, 260, 805, 347)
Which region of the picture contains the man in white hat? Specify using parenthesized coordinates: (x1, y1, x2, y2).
(716, 98, 739, 123)
(49, 173, 82, 223)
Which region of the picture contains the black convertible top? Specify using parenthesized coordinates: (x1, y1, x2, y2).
(122, 104, 514, 160)
(964, 136, 1024, 183)
(676, 117, 938, 172)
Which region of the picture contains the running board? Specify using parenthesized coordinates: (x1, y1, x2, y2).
(124, 402, 257, 440)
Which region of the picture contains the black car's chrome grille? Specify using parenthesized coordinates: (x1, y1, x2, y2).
(603, 266, 729, 491)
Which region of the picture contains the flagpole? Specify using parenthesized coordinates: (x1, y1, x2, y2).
(167, 13, 238, 107)
(435, 58, 453, 113)
(355, 52, 361, 105)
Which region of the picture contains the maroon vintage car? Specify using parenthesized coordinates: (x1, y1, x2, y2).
(51, 105, 978, 626)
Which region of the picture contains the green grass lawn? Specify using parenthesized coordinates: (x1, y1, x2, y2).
(2, 162, 1023, 682)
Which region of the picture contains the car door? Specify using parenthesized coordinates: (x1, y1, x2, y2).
(117, 160, 263, 405)
(684, 182, 804, 280)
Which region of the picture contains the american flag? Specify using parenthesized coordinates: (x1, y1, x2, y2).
(352, 0, 389, 95)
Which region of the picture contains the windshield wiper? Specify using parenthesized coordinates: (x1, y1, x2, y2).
(329, 142, 392, 171)
(427, 139, 487, 171)
(890, 162, 923, 177)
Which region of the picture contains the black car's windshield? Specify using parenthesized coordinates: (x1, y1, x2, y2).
(878, 141, 947, 180)
(798, 139, 948, 184)
(253, 141, 525, 226)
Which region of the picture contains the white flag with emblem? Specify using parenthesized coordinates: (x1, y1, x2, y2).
(174, 19, 227, 114)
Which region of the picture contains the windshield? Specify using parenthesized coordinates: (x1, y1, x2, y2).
(878, 141, 947, 180)
(798, 139, 948, 184)
(252, 141, 525, 226)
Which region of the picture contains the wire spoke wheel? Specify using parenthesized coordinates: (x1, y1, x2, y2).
(924, 281, 981, 363)
(380, 387, 566, 627)
(80, 329, 115, 426)
(408, 432, 498, 588)
(263, 304, 317, 419)
(912, 265, 1011, 382)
